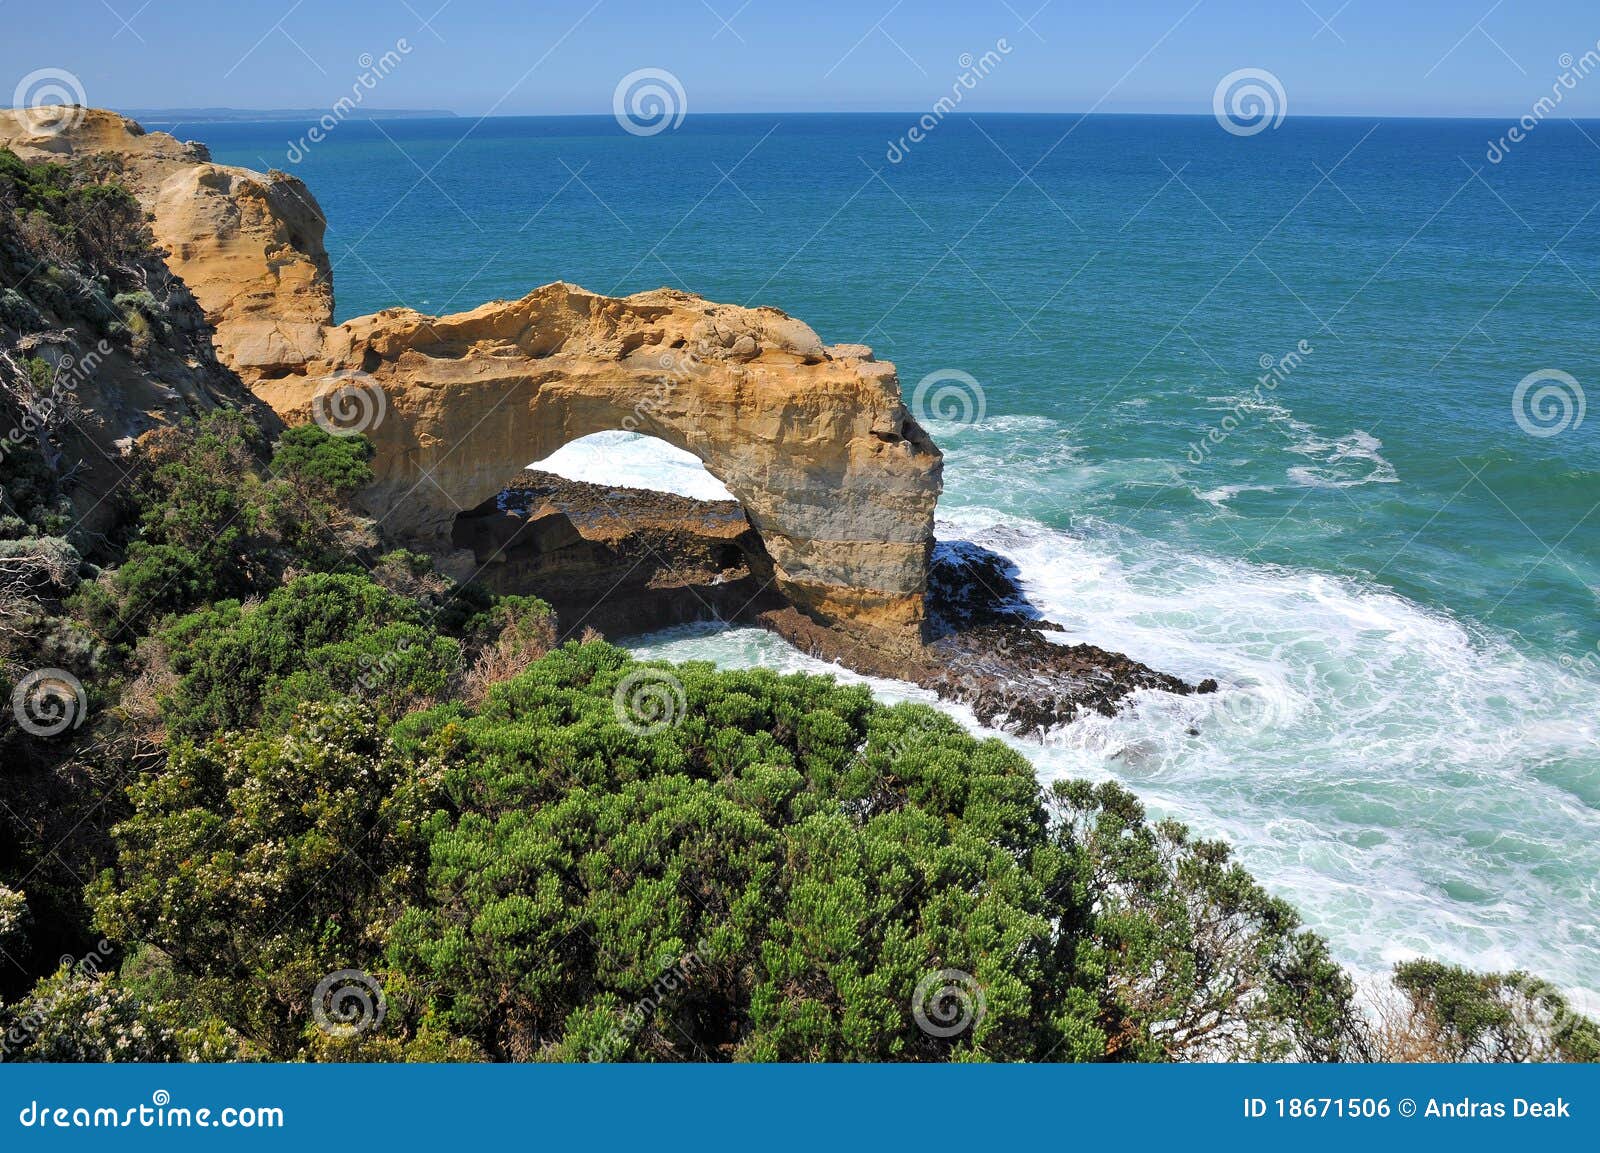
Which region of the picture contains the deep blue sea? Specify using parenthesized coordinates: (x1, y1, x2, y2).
(183, 112, 1600, 1003)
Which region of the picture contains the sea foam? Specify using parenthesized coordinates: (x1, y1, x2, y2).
(631, 506, 1600, 1014)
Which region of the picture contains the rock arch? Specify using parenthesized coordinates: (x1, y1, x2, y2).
(260, 284, 943, 636)
(3, 111, 944, 641)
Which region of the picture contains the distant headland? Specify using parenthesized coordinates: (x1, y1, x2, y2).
(113, 107, 458, 123)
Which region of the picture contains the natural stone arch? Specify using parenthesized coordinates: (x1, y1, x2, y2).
(3, 112, 944, 644)
(257, 284, 943, 638)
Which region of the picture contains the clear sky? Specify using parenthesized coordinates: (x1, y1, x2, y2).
(6, 0, 1600, 118)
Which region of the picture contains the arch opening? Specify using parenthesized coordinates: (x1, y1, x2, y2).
(525, 430, 737, 502)
(449, 430, 782, 639)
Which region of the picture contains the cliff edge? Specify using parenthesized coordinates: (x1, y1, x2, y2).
(1, 109, 942, 640)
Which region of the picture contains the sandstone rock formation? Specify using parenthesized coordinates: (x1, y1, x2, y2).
(2, 109, 942, 639)
(460, 473, 1210, 733)
(0, 109, 333, 380)
(262, 285, 942, 634)
(0, 112, 280, 541)
(454, 470, 783, 637)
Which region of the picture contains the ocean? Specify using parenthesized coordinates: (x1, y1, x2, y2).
(188, 112, 1600, 1004)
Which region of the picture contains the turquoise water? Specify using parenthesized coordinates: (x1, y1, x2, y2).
(194, 113, 1600, 1002)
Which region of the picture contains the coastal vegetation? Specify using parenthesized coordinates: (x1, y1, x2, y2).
(1, 146, 1595, 1063)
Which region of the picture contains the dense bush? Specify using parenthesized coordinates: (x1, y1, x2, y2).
(0, 149, 149, 271)
(1381, 960, 1600, 1063)
(158, 572, 462, 737)
(83, 642, 1366, 1062)
(0, 349, 1591, 1063)
(1, 413, 453, 1001)
(272, 422, 375, 497)
(68, 414, 387, 646)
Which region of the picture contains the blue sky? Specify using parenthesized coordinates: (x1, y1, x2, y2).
(7, 0, 1600, 118)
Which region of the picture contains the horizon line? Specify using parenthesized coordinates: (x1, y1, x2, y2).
(107, 106, 1600, 125)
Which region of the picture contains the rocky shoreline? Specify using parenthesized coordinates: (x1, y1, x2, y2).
(456, 472, 1212, 735)
(0, 108, 1211, 738)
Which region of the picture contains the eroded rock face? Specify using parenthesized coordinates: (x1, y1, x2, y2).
(259, 284, 942, 634)
(453, 471, 784, 638)
(0, 109, 334, 379)
(5, 110, 943, 639)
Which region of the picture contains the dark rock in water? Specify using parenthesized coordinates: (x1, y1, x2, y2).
(452, 471, 784, 638)
(919, 540, 1194, 733)
(925, 539, 1056, 632)
(457, 475, 1208, 735)
(763, 538, 1201, 735)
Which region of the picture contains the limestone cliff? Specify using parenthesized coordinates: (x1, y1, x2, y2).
(2, 109, 942, 638)
(0, 118, 277, 544)
(270, 285, 942, 633)
(0, 109, 333, 380)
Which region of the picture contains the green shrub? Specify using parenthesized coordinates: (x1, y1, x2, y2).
(93, 641, 1366, 1062)
(1390, 960, 1600, 1062)
(271, 423, 375, 497)
(159, 571, 460, 738)
(101, 542, 214, 638)
(91, 702, 441, 1056)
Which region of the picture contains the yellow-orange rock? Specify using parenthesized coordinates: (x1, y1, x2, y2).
(264, 284, 942, 631)
(3, 109, 942, 637)
(1, 108, 333, 378)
